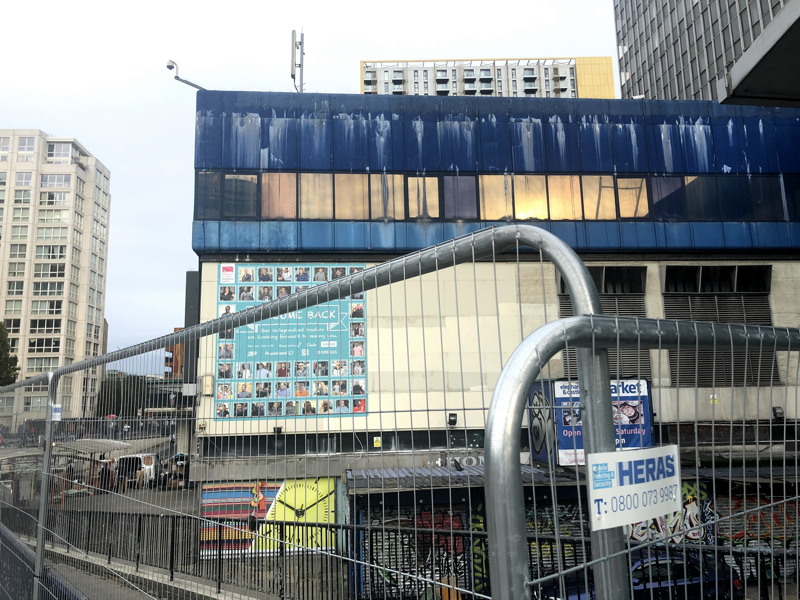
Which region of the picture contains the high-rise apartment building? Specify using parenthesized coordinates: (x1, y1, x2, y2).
(615, 0, 796, 102)
(360, 57, 615, 99)
(0, 130, 110, 429)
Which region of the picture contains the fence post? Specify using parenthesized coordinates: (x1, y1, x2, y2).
(32, 371, 59, 600)
(279, 522, 286, 600)
(135, 514, 142, 571)
(216, 521, 223, 593)
(170, 515, 176, 581)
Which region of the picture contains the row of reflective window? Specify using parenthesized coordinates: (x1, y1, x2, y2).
(196, 171, 798, 222)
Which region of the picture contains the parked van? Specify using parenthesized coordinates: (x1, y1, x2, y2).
(116, 453, 159, 488)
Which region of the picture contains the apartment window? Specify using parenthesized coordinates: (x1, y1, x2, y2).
(451, 69, 456, 78)
(194, 171, 221, 219)
(384, 82, 389, 93)
(413, 70, 419, 81)
(663, 265, 778, 386)
(10, 244, 26, 258)
(260, 173, 297, 219)
(511, 68, 517, 78)
(12, 208, 29, 222)
(17, 137, 35, 153)
(7, 262, 24, 278)
(15, 172, 32, 187)
(545, 67, 549, 77)
(8, 339, 18, 353)
(223, 174, 258, 218)
(496, 69, 502, 78)
(383, 71, 389, 81)
(35, 245, 66, 260)
(424, 82, 429, 92)
(480, 69, 491, 77)
(5, 300, 22, 315)
(31, 300, 62, 315)
(14, 190, 30, 204)
(570, 67, 575, 77)
(0, 190, 4, 203)
(34, 263, 65, 278)
(512, 81, 517, 90)
(28, 338, 60, 353)
(38, 209, 68, 223)
(29, 319, 61, 334)
(4, 319, 21, 334)
(67, 302, 77, 319)
(47, 143, 72, 162)
(0, 138, 9, 152)
(76, 178, 85, 195)
(23, 396, 48, 411)
(559, 267, 651, 379)
(414, 82, 419, 92)
(33, 282, 64, 296)
(66, 320, 76, 336)
(26, 357, 59, 373)
(36, 227, 68, 241)
(423, 71, 429, 80)
(40, 191, 70, 205)
(7, 281, 23, 296)
(40, 174, 71, 188)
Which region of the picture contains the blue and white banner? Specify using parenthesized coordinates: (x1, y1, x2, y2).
(214, 264, 367, 419)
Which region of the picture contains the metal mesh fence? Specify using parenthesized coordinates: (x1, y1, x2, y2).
(0, 224, 797, 600)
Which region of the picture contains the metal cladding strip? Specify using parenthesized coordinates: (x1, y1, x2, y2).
(0, 223, 603, 392)
(484, 314, 800, 600)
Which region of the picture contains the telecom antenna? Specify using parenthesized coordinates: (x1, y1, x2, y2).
(291, 30, 305, 92)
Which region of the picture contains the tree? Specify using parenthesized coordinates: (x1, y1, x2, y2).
(0, 322, 19, 386)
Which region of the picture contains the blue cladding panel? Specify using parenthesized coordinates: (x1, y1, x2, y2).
(368, 222, 399, 251)
(679, 115, 714, 173)
(511, 118, 546, 172)
(299, 222, 335, 250)
(194, 220, 800, 254)
(578, 116, 614, 173)
(721, 222, 752, 248)
(711, 112, 744, 173)
(333, 222, 369, 251)
(741, 113, 778, 173)
(195, 116, 223, 170)
(261, 222, 299, 251)
(662, 222, 694, 249)
(544, 114, 579, 172)
(332, 113, 370, 171)
(262, 116, 299, 170)
(689, 222, 725, 248)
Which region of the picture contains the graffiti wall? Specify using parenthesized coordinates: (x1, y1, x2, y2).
(358, 503, 470, 599)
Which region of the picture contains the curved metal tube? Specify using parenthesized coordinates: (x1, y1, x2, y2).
(484, 314, 800, 599)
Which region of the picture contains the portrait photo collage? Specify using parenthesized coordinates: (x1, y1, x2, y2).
(215, 264, 367, 419)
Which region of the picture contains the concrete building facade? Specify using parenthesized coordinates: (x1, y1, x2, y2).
(188, 90, 800, 483)
(615, 0, 793, 101)
(360, 57, 615, 99)
(0, 130, 110, 429)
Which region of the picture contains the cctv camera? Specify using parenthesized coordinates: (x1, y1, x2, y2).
(166, 60, 177, 71)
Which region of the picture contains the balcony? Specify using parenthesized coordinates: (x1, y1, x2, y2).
(392, 84, 405, 94)
(435, 71, 449, 81)
(552, 69, 567, 79)
(436, 83, 450, 91)
(363, 84, 377, 93)
(463, 71, 476, 81)
(523, 69, 537, 80)
(479, 70, 493, 80)
(392, 72, 404, 82)
(524, 81, 539, 92)
(364, 72, 376, 82)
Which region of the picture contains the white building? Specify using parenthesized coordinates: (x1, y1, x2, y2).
(360, 57, 616, 99)
(0, 130, 110, 428)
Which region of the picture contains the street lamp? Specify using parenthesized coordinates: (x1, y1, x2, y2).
(166, 60, 206, 91)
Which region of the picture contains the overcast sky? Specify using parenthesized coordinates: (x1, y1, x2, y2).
(1, 0, 618, 351)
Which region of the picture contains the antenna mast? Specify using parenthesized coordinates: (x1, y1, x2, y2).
(291, 30, 305, 92)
